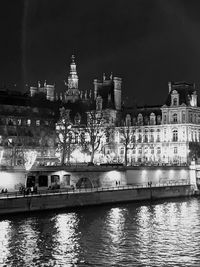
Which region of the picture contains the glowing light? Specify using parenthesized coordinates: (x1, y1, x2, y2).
(0, 171, 26, 191)
(71, 149, 90, 163)
(107, 170, 121, 183)
(25, 151, 37, 171)
(0, 150, 4, 164)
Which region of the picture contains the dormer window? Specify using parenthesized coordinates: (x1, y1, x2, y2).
(190, 91, 197, 107)
(150, 113, 156, 125)
(74, 113, 81, 125)
(125, 114, 131, 126)
(137, 113, 143, 125)
(171, 90, 179, 106)
(173, 98, 177, 106)
(96, 95, 103, 111)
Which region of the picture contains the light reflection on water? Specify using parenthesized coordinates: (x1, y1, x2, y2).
(0, 198, 200, 266)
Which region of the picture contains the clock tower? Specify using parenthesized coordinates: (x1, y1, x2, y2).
(65, 55, 80, 102)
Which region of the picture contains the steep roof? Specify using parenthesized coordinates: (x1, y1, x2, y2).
(96, 80, 115, 109)
(164, 81, 197, 106)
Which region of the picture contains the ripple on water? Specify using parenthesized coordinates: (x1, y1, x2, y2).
(0, 199, 200, 266)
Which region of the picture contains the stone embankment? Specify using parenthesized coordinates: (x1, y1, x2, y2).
(0, 183, 194, 215)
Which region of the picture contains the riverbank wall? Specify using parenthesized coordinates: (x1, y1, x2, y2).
(0, 165, 196, 192)
(0, 184, 193, 215)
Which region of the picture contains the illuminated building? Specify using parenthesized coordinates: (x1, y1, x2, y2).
(30, 56, 199, 166)
(1, 55, 198, 167)
(0, 89, 59, 166)
(116, 81, 200, 165)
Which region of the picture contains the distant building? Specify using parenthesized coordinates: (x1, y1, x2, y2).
(1, 55, 199, 167)
(117, 81, 200, 165)
(28, 56, 200, 166)
(0, 89, 59, 166)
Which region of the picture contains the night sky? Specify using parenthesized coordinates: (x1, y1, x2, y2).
(1, 0, 200, 106)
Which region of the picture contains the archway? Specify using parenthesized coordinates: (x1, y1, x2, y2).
(76, 177, 93, 189)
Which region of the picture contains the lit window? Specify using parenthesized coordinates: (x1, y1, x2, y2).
(173, 98, 177, 106)
(36, 120, 40, 126)
(125, 114, 131, 126)
(27, 119, 31, 126)
(173, 113, 177, 123)
(172, 130, 178, 142)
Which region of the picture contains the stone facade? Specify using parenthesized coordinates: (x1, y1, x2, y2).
(1, 56, 199, 167)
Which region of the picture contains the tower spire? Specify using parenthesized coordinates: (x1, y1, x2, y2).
(68, 54, 78, 90)
(64, 55, 80, 103)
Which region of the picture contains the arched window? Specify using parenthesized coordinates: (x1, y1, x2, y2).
(173, 113, 177, 123)
(157, 115, 161, 124)
(150, 113, 156, 125)
(172, 130, 178, 142)
(173, 98, 177, 106)
(137, 113, 143, 125)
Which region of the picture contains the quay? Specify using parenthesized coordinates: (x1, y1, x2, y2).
(0, 181, 194, 215)
(0, 164, 198, 215)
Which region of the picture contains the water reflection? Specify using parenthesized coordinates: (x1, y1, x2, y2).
(106, 207, 126, 244)
(136, 201, 200, 266)
(0, 199, 200, 266)
(53, 213, 81, 266)
(0, 220, 11, 265)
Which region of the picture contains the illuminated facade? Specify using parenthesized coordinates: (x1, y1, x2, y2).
(0, 90, 58, 166)
(2, 56, 198, 167)
(113, 82, 200, 165)
(38, 57, 199, 166)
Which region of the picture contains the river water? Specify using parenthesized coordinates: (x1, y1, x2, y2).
(0, 198, 200, 267)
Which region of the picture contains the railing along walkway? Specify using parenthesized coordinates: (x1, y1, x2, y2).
(0, 180, 191, 200)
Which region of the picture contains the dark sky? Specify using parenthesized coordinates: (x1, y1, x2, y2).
(1, 0, 200, 106)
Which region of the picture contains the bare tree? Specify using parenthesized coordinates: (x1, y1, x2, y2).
(119, 124, 134, 166)
(4, 124, 28, 166)
(56, 107, 76, 165)
(81, 110, 107, 163)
